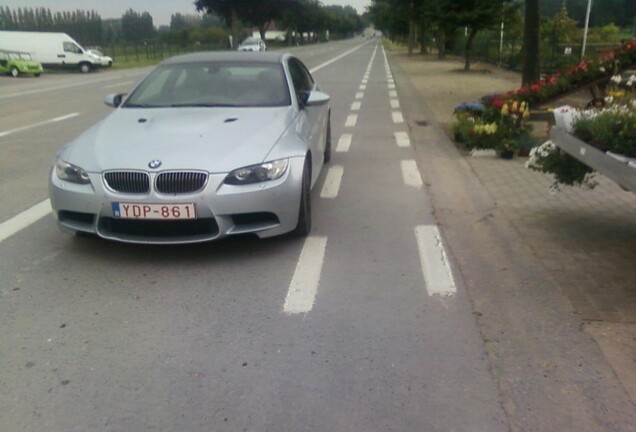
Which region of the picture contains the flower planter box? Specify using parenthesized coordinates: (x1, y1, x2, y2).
(549, 127, 636, 193)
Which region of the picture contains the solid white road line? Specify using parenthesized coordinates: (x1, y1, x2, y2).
(394, 131, 410, 148)
(103, 81, 134, 89)
(0, 199, 52, 243)
(0, 113, 80, 138)
(400, 160, 423, 189)
(392, 111, 404, 123)
(336, 134, 352, 153)
(283, 236, 328, 314)
(320, 165, 344, 199)
(309, 42, 369, 73)
(415, 225, 457, 296)
(351, 101, 361, 111)
(345, 114, 358, 127)
(390, 99, 400, 109)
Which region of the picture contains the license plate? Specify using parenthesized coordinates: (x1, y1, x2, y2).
(112, 203, 196, 220)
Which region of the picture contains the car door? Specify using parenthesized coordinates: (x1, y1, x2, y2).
(287, 57, 327, 186)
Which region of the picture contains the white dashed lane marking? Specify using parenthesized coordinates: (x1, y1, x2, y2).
(415, 225, 457, 297)
(400, 160, 423, 189)
(283, 236, 328, 314)
(320, 165, 344, 199)
(351, 101, 361, 111)
(392, 111, 404, 123)
(336, 134, 352, 153)
(394, 131, 410, 148)
(345, 114, 358, 127)
(390, 99, 400, 109)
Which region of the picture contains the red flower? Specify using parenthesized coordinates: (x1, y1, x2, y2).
(530, 83, 541, 91)
(491, 97, 504, 109)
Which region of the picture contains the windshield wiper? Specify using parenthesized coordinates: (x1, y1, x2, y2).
(123, 103, 163, 108)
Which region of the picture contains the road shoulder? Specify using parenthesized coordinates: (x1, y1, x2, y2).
(390, 49, 636, 430)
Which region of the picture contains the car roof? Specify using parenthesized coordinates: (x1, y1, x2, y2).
(161, 51, 285, 66)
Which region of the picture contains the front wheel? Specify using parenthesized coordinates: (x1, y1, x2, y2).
(10, 67, 19, 77)
(324, 114, 332, 164)
(290, 158, 312, 237)
(79, 63, 91, 73)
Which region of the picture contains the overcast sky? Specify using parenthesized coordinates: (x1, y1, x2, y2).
(0, 0, 371, 26)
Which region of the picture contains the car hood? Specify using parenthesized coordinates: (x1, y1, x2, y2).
(63, 107, 295, 173)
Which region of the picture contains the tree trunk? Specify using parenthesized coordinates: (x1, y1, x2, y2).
(258, 20, 271, 42)
(522, 0, 541, 86)
(437, 28, 446, 59)
(408, 15, 416, 54)
(419, 20, 427, 54)
(464, 27, 478, 71)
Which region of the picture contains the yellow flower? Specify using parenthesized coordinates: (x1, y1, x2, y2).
(501, 104, 509, 115)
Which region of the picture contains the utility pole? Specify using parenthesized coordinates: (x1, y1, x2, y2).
(581, 0, 593, 59)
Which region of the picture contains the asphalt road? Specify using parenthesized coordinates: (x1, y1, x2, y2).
(2, 39, 634, 432)
(0, 39, 506, 431)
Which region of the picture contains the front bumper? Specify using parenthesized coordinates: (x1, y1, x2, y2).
(49, 158, 305, 244)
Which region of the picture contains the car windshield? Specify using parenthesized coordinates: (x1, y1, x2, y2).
(242, 39, 260, 46)
(89, 50, 104, 56)
(123, 61, 290, 108)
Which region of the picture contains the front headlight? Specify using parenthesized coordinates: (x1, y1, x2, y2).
(55, 159, 91, 184)
(224, 159, 289, 185)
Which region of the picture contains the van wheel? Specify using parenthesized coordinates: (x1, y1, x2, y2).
(79, 63, 90, 73)
(10, 67, 19, 77)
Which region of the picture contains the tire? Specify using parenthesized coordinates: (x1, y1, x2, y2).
(10, 67, 19, 77)
(291, 157, 312, 237)
(323, 114, 332, 164)
(79, 63, 90, 73)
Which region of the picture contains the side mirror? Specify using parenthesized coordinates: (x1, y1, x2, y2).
(298, 90, 330, 108)
(104, 93, 126, 108)
(305, 90, 330, 107)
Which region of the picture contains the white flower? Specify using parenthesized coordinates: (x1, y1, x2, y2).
(610, 74, 622, 84)
(599, 66, 606, 72)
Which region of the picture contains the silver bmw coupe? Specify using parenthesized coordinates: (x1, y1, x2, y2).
(49, 52, 331, 244)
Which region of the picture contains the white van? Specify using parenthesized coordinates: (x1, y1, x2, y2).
(0, 31, 101, 73)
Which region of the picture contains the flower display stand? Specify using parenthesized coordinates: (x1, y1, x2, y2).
(549, 127, 636, 193)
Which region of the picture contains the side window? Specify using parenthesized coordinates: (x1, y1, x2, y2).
(288, 58, 314, 95)
(63, 42, 82, 54)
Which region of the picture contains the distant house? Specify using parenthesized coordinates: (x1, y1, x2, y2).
(249, 21, 286, 41)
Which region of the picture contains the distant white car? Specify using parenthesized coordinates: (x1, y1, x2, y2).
(87, 49, 113, 67)
(238, 38, 266, 52)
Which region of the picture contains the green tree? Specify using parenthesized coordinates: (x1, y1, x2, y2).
(196, 0, 294, 41)
(430, 0, 517, 70)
